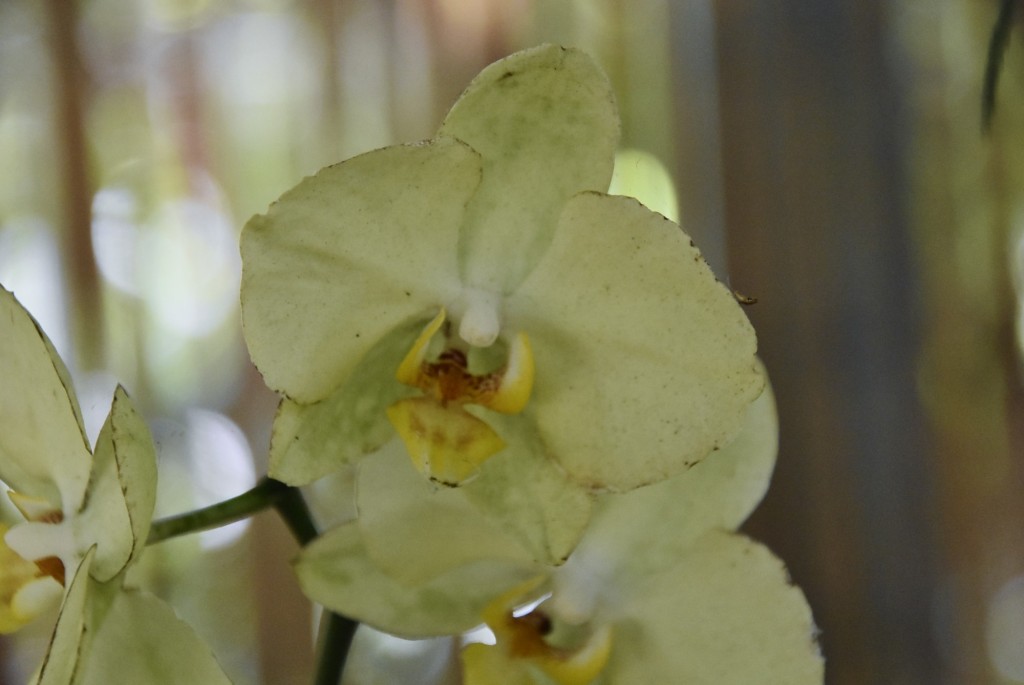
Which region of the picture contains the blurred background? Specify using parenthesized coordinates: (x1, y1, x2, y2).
(0, 0, 1022, 683)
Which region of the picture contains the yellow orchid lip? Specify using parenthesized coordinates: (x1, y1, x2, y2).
(386, 398, 506, 487)
(506, 611, 612, 685)
(465, 578, 613, 685)
(0, 523, 65, 635)
(388, 308, 535, 485)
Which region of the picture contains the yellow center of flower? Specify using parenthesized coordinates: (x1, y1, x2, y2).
(0, 499, 67, 635)
(386, 308, 534, 486)
(462, 580, 613, 685)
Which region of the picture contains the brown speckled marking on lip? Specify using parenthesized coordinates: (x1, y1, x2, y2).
(416, 347, 505, 408)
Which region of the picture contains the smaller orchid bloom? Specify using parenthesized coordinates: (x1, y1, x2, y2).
(241, 44, 762, 563)
(0, 286, 230, 684)
(295, 377, 823, 684)
(458, 383, 822, 684)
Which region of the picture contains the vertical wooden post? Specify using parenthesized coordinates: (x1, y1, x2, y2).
(45, 0, 103, 372)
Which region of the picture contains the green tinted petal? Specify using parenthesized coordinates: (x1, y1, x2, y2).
(508, 192, 763, 491)
(295, 521, 539, 638)
(107, 388, 157, 566)
(561, 377, 778, 583)
(267, 318, 427, 485)
(76, 387, 157, 581)
(461, 413, 593, 566)
(609, 532, 823, 685)
(36, 550, 93, 685)
(241, 138, 480, 402)
(462, 643, 535, 685)
(356, 440, 532, 584)
(439, 45, 619, 292)
(0, 286, 90, 509)
(79, 588, 232, 685)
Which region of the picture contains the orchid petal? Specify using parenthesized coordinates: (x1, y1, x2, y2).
(508, 192, 763, 491)
(267, 318, 426, 486)
(241, 138, 480, 402)
(608, 531, 823, 684)
(76, 387, 157, 582)
(0, 286, 90, 511)
(462, 643, 534, 685)
(440, 45, 619, 292)
(355, 441, 532, 585)
(558, 376, 778, 585)
(294, 521, 539, 638)
(461, 412, 593, 566)
(36, 550, 94, 685)
(78, 588, 232, 685)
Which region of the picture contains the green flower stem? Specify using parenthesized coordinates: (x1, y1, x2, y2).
(270, 484, 359, 685)
(147, 477, 290, 545)
(270, 483, 319, 545)
(145, 476, 359, 684)
(314, 611, 359, 685)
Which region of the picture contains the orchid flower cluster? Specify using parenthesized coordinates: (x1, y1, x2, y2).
(0, 45, 823, 684)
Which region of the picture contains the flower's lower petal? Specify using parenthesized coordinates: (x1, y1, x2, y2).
(268, 318, 426, 486)
(461, 413, 593, 567)
(10, 575, 63, 629)
(609, 531, 823, 685)
(440, 45, 618, 292)
(36, 549, 94, 685)
(77, 386, 157, 582)
(343, 629, 458, 685)
(0, 524, 62, 634)
(559, 376, 778, 586)
(508, 192, 764, 492)
(0, 286, 91, 511)
(356, 441, 533, 585)
(240, 138, 479, 403)
(462, 643, 535, 685)
(75, 587, 232, 685)
(295, 521, 540, 639)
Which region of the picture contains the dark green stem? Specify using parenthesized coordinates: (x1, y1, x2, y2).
(145, 474, 360, 684)
(147, 477, 290, 545)
(270, 482, 360, 685)
(313, 611, 359, 685)
(270, 483, 320, 545)
(983, 0, 1016, 131)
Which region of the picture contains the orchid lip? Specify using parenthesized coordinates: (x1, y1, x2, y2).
(388, 309, 536, 484)
(474, 579, 614, 685)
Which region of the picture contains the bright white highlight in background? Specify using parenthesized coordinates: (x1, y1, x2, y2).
(152, 410, 256, 551)
(92, 180, 241, 338)
(0, 219, 69, 361)
(186, 410, 255, 549)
